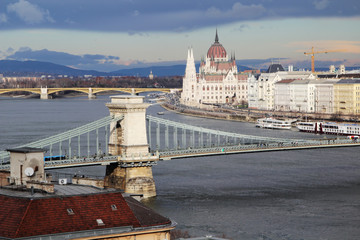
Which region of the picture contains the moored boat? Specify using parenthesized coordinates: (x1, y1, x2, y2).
(255, 117, 292, 130)
(296, 121, 360, 135)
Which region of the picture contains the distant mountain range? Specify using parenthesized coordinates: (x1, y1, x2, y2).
(0, 60, 253, 77)
(0, 60, 101, 76)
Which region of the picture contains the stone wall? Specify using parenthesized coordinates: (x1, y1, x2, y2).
(72, 177, 104, 188)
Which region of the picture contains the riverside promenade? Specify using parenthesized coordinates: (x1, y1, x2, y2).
(162, 101, 360, 123)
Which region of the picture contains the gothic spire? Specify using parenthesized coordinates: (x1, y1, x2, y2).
(215, 29, 219, 43)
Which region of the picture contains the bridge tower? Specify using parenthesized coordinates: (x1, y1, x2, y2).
(88, 87, 97, 99)
(104, 95, 158, 198)
(40, 87, 48, 100)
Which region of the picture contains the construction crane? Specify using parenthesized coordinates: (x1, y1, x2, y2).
(304, 47, 342, 73)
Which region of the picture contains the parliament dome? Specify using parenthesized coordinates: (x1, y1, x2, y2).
(207, 31, 227, 59)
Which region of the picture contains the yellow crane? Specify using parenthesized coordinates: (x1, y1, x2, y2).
(304, 47, 342, 73)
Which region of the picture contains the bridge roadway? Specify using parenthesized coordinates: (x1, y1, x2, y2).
(0, 87, 174, 98)
(0, 138, 358, 170)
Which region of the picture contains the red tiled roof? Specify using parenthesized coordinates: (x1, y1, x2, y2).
(204, 75, 224, 81)
(0, 192, 170, 238)
(276, 79, 296, 84)
(215, 62, 232, 71)
(124, 196, 171, 227)
(237, 74, 248, 80)
(207, 43, 227, 59)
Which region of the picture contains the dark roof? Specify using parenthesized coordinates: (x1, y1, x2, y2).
(0, 192, 171, 239)
(335, 78, 360, 84)
(266, 64, 285, 73)
(276, 79, 296, 84)
(6, 147, 44, 153)
(0, 182, 118, 198)
(124, 196, 171, 227)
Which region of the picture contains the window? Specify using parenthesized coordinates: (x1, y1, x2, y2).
(67, 208, 74, 215)
(111, 204, 117, 211)
(96, 219, 105, 226)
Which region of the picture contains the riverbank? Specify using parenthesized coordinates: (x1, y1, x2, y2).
(162, 103, 259, 123)
(162, 102, 360, 124)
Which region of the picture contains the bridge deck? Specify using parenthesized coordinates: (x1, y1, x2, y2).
(0, 140, 358, 170)
(159, 140, 360, 160)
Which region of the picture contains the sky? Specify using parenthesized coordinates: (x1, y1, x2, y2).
(0, 0, 360, 72)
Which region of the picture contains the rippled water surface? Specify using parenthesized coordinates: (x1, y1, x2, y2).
(1, 95, 360, 240)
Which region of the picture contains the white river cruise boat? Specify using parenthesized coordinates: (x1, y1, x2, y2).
(255, 118, 293, 130)
(296, 121, 360, 135)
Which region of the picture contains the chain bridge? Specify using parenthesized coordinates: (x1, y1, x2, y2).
(1, 95, 360, 198)
(0, 112, 339, 170)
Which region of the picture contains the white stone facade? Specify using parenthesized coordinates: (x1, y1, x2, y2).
(274, 79, 338, 113)
(249, 67, 316, 111)
(181, 31, 249, 107)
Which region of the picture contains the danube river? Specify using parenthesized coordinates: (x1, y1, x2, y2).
(1, 95, 360, 240)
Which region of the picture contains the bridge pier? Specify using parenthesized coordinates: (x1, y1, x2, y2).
(88, 87, 97, 99)
(40, 87, 48, 100)
(104, 95, 158, 198)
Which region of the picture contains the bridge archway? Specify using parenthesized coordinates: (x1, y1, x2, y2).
(0, 89, 41, 97)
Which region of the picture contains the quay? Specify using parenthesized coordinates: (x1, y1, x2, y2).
(163, 102, 360, 123)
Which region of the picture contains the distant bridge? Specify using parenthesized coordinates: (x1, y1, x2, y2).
(0, 87, 178, 99)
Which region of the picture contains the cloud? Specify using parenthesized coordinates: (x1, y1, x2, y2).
(6, 0, 54, 24)
(5, 48, 127, 71)
(0, 13, 7, 23)
(0, 1, 359, 32)
(205, 3, 266, 20)
(313, 0, 330, 10)
(133, 10, 140, 17)
(234, 24, 250, 32)
(18, 46, 32, 52)
(288, 40, 360, 54)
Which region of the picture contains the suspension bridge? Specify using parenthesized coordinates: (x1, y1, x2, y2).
(1, 95, 360, 198)
(1, 107, 359, 169)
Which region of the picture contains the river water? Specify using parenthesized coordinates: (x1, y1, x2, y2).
(1, 95, 360, 240)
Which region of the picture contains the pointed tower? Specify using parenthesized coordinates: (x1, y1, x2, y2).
(185, 47, 196, 79)
(181, 47, 197, 106)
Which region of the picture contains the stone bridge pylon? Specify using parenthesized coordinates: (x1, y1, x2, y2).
(104, 95, 159, 198)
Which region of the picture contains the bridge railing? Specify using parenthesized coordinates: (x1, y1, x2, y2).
(0, 115, 124, 164)
(147, 115, 314, 152)
(158, 138, 359, 158)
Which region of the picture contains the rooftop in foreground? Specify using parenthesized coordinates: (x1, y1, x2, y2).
(0, 183, 174, 239)
(0, 182, 118, 198)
